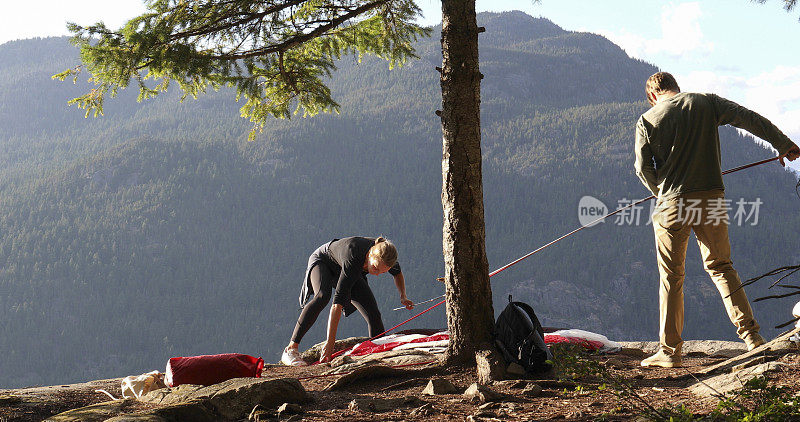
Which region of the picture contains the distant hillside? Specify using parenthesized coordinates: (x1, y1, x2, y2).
(1, 11, 798, 388)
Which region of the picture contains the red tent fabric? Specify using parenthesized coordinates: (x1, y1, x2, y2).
(544, 334, 604, 350)
(348, 333, 449, 356)
(166, 353, 263, 387)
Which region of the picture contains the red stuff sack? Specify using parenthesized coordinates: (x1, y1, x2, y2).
(165, 353, 264, 387)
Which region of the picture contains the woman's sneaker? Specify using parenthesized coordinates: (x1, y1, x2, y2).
(281, 347, 308, 366)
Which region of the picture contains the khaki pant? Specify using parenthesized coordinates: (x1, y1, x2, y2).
(652, 189, 759, 356)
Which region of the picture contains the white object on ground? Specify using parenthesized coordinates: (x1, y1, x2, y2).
(790, 301, 800, 343)
(547, 329, 622, 353)
(95, 370, 167, 401)
(121, 370, 167, 399)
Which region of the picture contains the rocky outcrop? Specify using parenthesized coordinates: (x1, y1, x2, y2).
(41, 377, 307, 422)
(619, 340, 747, 358)
(689, 362, 788, 397)
(140, 377, 307, 420)
(688, 328, 800, 399)
(45, 400, 140, 422)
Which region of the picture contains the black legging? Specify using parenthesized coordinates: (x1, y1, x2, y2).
(291, 263, 385, 343)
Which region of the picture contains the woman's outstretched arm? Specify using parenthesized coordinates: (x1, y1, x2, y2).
(394, 272, 414, 310)
(320, 303, 344, 362)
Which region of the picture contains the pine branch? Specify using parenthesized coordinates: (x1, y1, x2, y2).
(168, 0, 308, 41)
(205, 0, 390, 60)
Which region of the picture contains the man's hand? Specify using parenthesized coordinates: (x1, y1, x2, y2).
(400, 297, 414, 310)
(319, 340, 335, 363)
(780, 143, 800, 166)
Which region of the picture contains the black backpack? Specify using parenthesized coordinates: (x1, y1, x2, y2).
(495, 295, 553, 373)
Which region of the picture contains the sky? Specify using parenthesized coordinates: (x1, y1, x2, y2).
(1, 0, 799, 169)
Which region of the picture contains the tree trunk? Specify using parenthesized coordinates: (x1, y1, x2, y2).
(440, 0, 495, 365)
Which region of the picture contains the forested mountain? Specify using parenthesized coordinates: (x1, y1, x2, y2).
(1, 11, 798, 388)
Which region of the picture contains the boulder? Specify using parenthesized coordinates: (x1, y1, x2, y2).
(150, 401, 215, 422)
(277, 402, 303, 417)
(199, 378, 307, 420)
(45, 399, 138, 422)
(463, 383, 503, 404)
(140, 377, 307, 420)
(422, 378, 459, 395)
(102, 401, 214, 422)
(140, 384, 204, 405)
(521, 383, 543, 397)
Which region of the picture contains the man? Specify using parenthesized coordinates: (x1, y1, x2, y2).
(634, 72, 800, 368)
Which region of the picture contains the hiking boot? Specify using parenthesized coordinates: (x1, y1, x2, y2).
(281, 347, 308, 366)
(744, 332, 766, 351)
(640, 350, 682, 368)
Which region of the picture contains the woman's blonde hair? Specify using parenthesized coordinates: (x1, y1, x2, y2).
(369, 237, 398, 267)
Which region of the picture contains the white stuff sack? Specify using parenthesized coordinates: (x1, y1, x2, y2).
(121, 370, 167, 399)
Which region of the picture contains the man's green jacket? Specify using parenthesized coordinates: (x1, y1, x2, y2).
(635, 92, 794, 199)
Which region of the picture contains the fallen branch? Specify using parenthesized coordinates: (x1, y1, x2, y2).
(727, 264, 799, 298)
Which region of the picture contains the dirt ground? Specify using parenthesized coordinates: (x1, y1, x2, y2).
(2, 344, 799, 422)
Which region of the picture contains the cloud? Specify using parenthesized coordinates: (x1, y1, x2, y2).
(649, 2, 713, 57)
(675, 71, 746, 97)
(744, 66, 800, 118)
(739, 66, 800, 151)
(597, 2, 713, 61)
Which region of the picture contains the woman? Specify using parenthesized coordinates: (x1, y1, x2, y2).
(281, 236, 414, 366)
